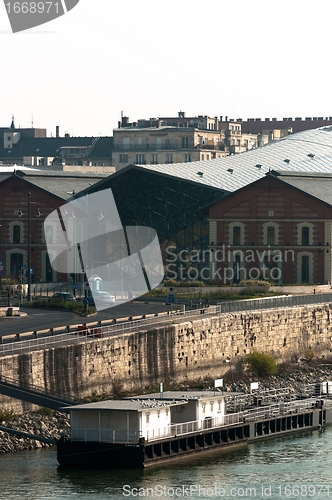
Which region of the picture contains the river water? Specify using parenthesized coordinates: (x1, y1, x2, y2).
(0, 427, 331, 500)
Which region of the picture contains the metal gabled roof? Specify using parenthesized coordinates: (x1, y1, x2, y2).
(272, 170, 332, 207)
(138, 126, 332, 193)
(0, 169, 108, 201)
(0, 136, 113, 160)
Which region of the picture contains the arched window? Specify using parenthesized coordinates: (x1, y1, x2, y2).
(297, 223, 313, 246)
(9, 221, 24, 244)
(301, 227, 310, 246)
(233, 226, 241, 245)
(297, 252, 313, 284)
(263, 222, 279, 245)
(13, 225, 21, 244)
(10, 252, 24, 278)
(229, 222, 245, 245)
(267, 226, 275, 245)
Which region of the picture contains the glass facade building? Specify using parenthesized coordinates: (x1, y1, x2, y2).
(78, 166, 225, 280)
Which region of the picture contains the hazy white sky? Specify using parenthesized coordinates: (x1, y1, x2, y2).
(1, 0, 332, 137)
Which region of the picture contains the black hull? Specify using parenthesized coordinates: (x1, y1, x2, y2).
(57, 407, 328, 468)
(57, 438, 145, 468)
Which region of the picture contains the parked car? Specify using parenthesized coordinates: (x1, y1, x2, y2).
(75, 325, 104, 338)
(88, 291, 115, 307)
(52, 292, 76, 301)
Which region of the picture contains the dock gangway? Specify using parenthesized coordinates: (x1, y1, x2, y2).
(0, 375, 79, 413)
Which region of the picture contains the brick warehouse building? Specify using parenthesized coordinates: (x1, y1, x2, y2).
(206, 170, 332, 285)
(3, 127, 332, 287)
(0, 170, 107, 283)
(80, 126, 332, 285)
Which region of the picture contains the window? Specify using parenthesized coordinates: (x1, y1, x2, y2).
(13, 225, 21, 244)
(298, 223, 313, 246)
(185, 154, 191, 162)
(301, 255, 310, 282)
(267, 226, 275, 245)
(298, 252, 312, 283)
(10, 221, 24, 244)
(146, 412, 150, 424)
(135, 154, 145, 164)
(119, 154, 128, 163)
(210, 402, 214, 412)
(137, 137, 142, 146)
(151, 154, 158, 164)
(263, 222, 278, 245)
(10, 252, 23, 278)
(44, 225, 53, 244)
(229, 222, 245, 246)
(202, 403, 206, 414)
(263, 255, 275, 271)
(166, 154, 173, 164)
(301, 226, 310, 246)
(182, 137, 189, 148)
(232, 253, 242, 283)
(45, 252, 53, 282)
(233, 226, 241, 245)
(122, 137, 130, 150)
(157, 410, 160, 419)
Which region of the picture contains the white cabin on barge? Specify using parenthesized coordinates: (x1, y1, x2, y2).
(64, 391, 226, 444)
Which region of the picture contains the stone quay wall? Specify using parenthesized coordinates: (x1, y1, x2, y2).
(1, 303, 332, 413)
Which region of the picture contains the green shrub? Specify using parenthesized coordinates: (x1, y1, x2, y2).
(244, 351, 277, 377)
(23, 298, 94, 315)
(0, 409, 16, 421)
(239, 279, 270, 288)
(37, 407, 54, 416)
(163, 279, 206, 288)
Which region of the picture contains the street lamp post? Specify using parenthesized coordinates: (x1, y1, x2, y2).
(0, 224, 2, 293)
(18, 192, 41, 302)
(224, 358, 236, 392)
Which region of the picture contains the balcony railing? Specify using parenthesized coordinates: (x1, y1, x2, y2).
(114, 143, 180, 151)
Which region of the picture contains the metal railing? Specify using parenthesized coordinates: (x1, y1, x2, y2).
(0, 374, 78, 405)
(0, 294, 10, 307)
(0, 305, 221, 357)
(219, 293, 332, 313)
(65, 397, 324, 445)
(242, 398, 320, 422)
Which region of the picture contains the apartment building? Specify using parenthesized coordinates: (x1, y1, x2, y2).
(0, 118, 114, 174)
(221, 116, 332, 136)
(113, 114, 226, 171)
(112, 112, 276, 171)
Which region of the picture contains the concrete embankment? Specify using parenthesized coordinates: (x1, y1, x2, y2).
(1, 364, 332, 454)
(1, 302, 332, 413)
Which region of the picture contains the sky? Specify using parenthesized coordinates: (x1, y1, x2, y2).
(1, 0, 332, 137)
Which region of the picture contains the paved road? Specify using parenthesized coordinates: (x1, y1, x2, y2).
(0, 301, 177, 337)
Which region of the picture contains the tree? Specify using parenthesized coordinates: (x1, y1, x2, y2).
(244, 351, 277, 377)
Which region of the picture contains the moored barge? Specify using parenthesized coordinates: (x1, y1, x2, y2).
(57, 386, 332, 468)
